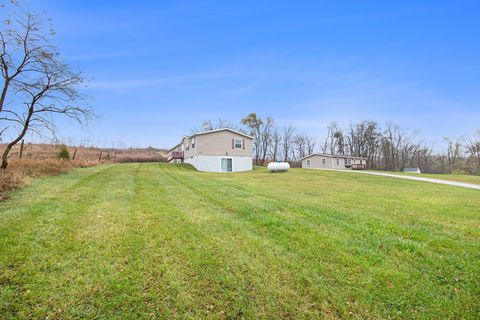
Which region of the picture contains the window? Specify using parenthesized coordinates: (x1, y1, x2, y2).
(191, 138, 195, 149)
(306, 159, 311, 166)
(336, 158, 340, 165)
(322, 158, 326, 165)
(221, 158, 232, 172)
(360, 160, 363, 165)
(234, 139, 242, 149)
(347, 159, 351, 165)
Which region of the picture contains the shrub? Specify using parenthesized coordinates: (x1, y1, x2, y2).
(451, 169, 468, 175)
(0, 171, 25, 200)
(0, 158, 101, 201)
(9, 159, 74, 177)
(58, 144, 70, 160)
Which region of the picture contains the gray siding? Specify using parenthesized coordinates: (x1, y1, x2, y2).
(302, 155, 366, 170)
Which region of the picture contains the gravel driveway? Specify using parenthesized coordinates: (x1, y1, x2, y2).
(353, 170, 480, 190)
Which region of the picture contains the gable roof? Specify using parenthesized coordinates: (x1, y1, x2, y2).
(168, 128, 253, 152)
(167, 143, 181, 153)
(168, 136, 188, 152)
(189, 128, 253, 139)
(300, 153, 367, 161)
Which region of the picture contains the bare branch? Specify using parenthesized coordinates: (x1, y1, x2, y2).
(0, 2, 93, 169)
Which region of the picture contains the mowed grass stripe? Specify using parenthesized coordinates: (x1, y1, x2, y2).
(157, 164, 333, 318)
(99, 163, 281, 319)
(0, 163, 479, 319)
(0, 164, 138, 318)
(157, 164, 480, 318)
(162, 165, 476, 265)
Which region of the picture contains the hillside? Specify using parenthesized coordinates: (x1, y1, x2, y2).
(0, 164, 479, 319)
(0, 143, 167, 162)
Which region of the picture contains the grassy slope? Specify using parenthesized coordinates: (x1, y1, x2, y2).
(369, 170, 480, 185)
(0, 164, 479, 319)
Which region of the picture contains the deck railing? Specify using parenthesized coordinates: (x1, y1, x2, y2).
(350, 163, 366, 170)
(169, 151, 184, 160)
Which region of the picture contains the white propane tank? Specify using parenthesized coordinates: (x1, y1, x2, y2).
(268, 162, 290, 172)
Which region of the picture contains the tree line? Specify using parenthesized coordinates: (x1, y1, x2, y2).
(2, 2, 478, 175)
(202, 114, 480, 174)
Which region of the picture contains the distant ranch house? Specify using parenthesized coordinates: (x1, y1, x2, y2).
(301, 154, 367, 170)
(167, 128, 253, 172)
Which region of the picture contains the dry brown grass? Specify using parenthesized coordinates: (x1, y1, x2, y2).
(0, 170, 25, 200)
(9, 158, 75, 177)
(0, 142, 167, 200)
(1, 143, 167, 162)
(0, 158, 100, 200)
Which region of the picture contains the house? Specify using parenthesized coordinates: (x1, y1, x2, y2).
(301, 154, 367, 170)
(403, 167, 421, 174)
(167, 128, 253, 172)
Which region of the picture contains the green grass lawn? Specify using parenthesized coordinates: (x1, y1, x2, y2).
(369, 170, 480, 185)
(1, 164, 479, 319)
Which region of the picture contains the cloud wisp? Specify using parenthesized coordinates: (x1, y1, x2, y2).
(88, 72, 246, 90)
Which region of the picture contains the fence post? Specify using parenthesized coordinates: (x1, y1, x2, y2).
(99, 151, 103, 161)
(19, 139, 24, 159)
(72, 148, 78, 160)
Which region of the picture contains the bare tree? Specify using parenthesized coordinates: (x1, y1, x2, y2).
(199, 120, 213, 131)
(293, 134, 307, 160)
(333, 129, 345, 155)
(305, 135, 316, 156)
(240, 114, 275, 165)
(198, 118, 238, 132)
(414, 143, 434, 172)
(241, 112, 263, 164)
(362, 121, 380, 168)
(197, 113, 479, 174)
(0, 2, 57, 140)
(444, 137, 463, 174)
(268, 128, 281, 161)
(466, 130, 480, 174)
(322, 121, 339, 154)
(339, 121, 426, 171)
(379, 123, 406, 171)
(259, 117, 274, 165)
(281, 124, 295, 162)
(0, 4, 91, 169)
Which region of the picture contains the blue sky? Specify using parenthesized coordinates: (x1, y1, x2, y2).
(26, 0, 480, 148)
